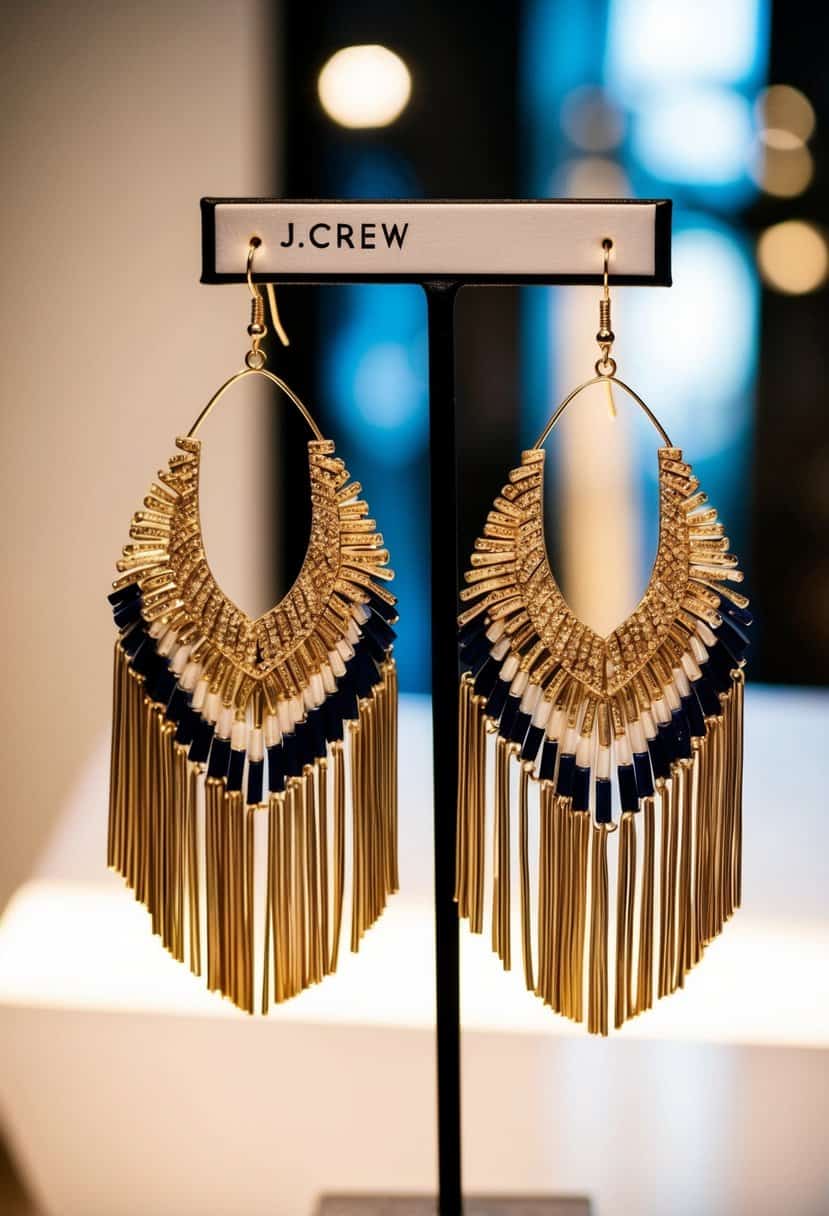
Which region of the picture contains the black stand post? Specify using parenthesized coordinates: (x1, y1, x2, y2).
(425, 282, 463, 1215)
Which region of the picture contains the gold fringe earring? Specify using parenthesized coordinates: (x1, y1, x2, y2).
(107, 240, 399, 1012)
(454, 239, 751, 1033)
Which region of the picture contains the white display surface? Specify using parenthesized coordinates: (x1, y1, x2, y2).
(209, 201, 666, 280)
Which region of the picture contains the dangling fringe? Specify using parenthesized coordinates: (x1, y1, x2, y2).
(518, 761, 535, 992)
(110, 647, 398, 1014)
(455, 672, 746, 1035)
(587, 825, 609, 1036)
(491, 737, 511, 968)
(635, 797, 655, 1014)
(614, 812, 636, 1029)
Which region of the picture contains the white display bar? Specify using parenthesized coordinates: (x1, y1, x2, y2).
(202, 198, 671, 285)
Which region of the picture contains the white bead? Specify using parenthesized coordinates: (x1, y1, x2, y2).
(491, 638, 510, 661)
(596, 746, 611, 780)
(562, 726, 577, 755)
(217, 705, 234, 739)
(302, 685, 315, 713)
(616, 734, 632, 766)
(641, 710, 656, 740)
(520, 683, 541, 715)
(290, 696, 304, 724)
(249, 727, 264, 762)
(653, 697, 669, 725)
(532, 698, 551, 729)
(328, 650, 346, 678)
(664, 683, 680, 711)
(546, 708, 564, 741)
(486, 619, 506, 643)
(576, 734, 592, 766)
(346, 619, 360, 645)
(629, 719, 646, 754)
(149, 619, 166, 639)
(181, 662, 201, 693)
(697, 620, 718, 647)
(354, 603, 371, 623)
(231, 719, 247, 750)
(277, 701, 293, 736)
(311, 673, 324, 704)
(690, 635, 708, 663)
(501, 654, 519, 682)
(264, 715, 281, 748)
(192, 678, 209, 712)
(682, 651, 702, 681)
(206, 691, 222, 723)
(157, 628, 177, 657)
(509, 670, 528, 697)
(674, 666, 691, 697)
(170, 645, 191, 675)
(321, 664, 337, 695)
(336, 638, 354, 662)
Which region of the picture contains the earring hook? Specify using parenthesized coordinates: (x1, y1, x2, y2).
(596, 238, 617, 419)
(245, 237, 290, 370)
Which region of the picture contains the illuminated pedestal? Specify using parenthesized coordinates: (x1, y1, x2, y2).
(0, 691, 827, 1216)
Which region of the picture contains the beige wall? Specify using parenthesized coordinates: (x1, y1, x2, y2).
(0, 0, 278, 909)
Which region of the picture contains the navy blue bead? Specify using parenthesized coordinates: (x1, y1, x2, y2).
(108, 583, 140, 607)
(146, 664, 176, 708)
(460, 632, 491, 668)
(633, 751, 654, 798)
(367, 591, 398, 622)
(114, 599, 142, 629)
(658, 719, 678, 766)
(175, 705, 199, 747)
(247, 758, 264, 806)
(267, 745, 285, 793)
(509, 709, 532, 747)
(617, 763, 639, 812)
(681, 692, 705, 738)
(165, 687, 190, 725)
(323, 695, 344, 742)
(671, 708, 692, 761)
(121, 624, 147, 658)
(338, 680, 359, 722)
(647, 732, 670, 781)
(207, 737, 231, 781)
(572, 765, 591, 812)
(693, 674, 721, 719)
(227, 747, 246, 793)
(539, 739, 558, 782)
(595, 778, 612, 824)
(458, 616, 487, 646)
(715, 614, 749, 659)
(498, 695, 521, 739)
(364, 612, 397, 648)
(308, 708, 327, 760)
(473, 657, 499, 699)
(556, 753, 576, 798)
(293, 722, 313, 771)
(360, 629, 388, 665)
(521, 724, 544, 765)
(282, 733, 301, 778)
(718, 596, 752, 629)
(188, 718, 215, 765)
(700, 655, 731, 696)
(485, 678, 510, 720)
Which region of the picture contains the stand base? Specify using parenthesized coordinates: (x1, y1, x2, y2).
(317, 1197, 591, 1215)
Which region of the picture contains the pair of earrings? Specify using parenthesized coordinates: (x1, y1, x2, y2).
(107, 240, 749, 1031)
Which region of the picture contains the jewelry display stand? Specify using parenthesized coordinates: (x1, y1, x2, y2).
(201, 197, 673, 1216)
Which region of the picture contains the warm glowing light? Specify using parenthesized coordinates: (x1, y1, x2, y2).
(560, 156, 629, 198)
(757, 220, 828, 295)
(755, 84, 816, 144)
(560, 86, 625, 152)
(318, 45, 411, 129)
(751, 141, 814, 198)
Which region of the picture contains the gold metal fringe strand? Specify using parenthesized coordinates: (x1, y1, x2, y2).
(614, 812, 637, 1029)
(587, 824, 609, 1036)
(635, 797, 655, 1014)
(565, 810, 590, 1023)
(518, 760, 535, 992)
(491, 737, 511, 969)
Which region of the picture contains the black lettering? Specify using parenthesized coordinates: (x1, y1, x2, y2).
(279, 222, 295, 248)
(361, 223, 376, 250)
(309, 222, 330, 248)
(337, 223, 355, 249)
(382, 222, 408, 249)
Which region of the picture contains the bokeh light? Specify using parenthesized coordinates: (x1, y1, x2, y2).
(750, 140, 813, 197)
(560, 86, 625, 151)
(755, 83, 816, 145)
(318, 45, 411, 129)
(757, 220, 829, 295)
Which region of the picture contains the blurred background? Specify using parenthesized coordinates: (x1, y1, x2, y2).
(0, 1, 827, 1214)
